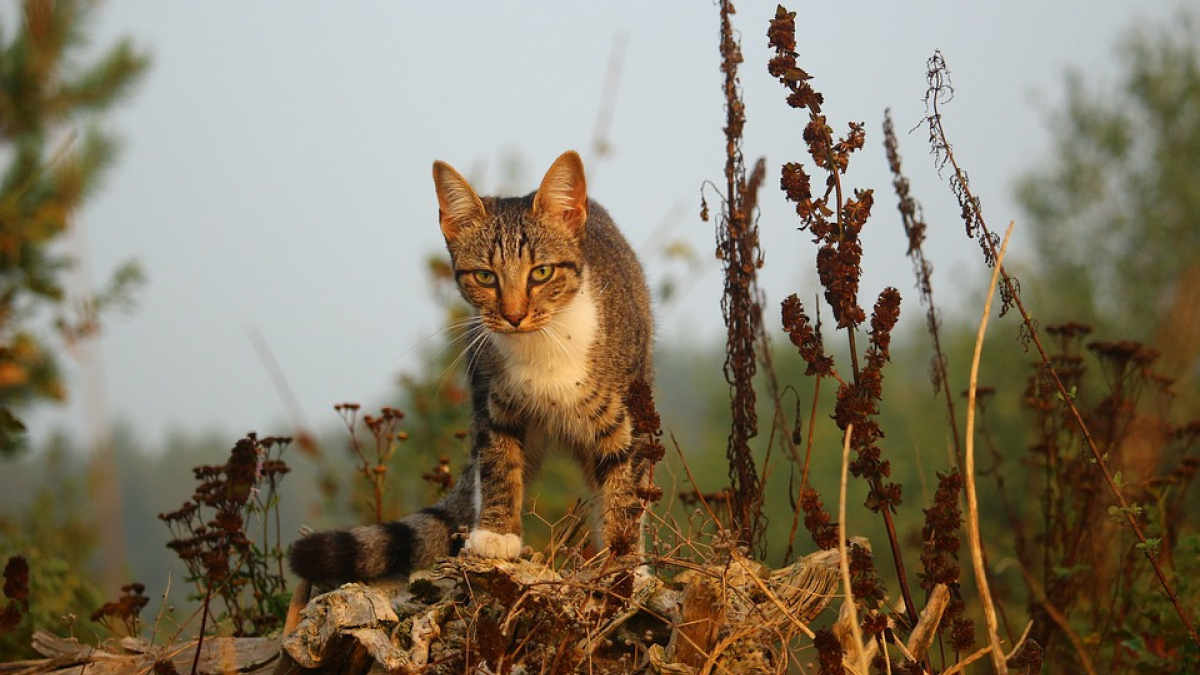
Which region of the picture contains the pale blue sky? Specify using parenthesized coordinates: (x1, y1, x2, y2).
(27, 1, 1181, 445)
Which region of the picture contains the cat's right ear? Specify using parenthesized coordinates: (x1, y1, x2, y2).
(432, 161, 486, 242)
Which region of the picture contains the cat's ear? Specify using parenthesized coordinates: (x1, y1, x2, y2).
(533, 151, 588, 235)
(432, 160, 486, 242)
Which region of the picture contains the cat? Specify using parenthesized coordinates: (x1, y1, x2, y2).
(288, 150, 655, 586)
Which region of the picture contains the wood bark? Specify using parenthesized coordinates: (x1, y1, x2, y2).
(2, 547, 849, 675)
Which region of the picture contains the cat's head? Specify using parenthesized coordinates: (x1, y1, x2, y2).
(432, 151, 589, 334)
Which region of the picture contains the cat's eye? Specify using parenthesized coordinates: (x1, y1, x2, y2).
(472, 270, 497, 286)
(530, 265, 554, 283)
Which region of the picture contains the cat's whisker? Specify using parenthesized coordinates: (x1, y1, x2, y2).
(539, 321, 573, 360)
(437, 317, 484, 344)
(437, 325, 490, 394)
(463, 328, 493, 385)
(397, 316, 482, 362)
(536, 324, 566, 359)
(429, 327, 483, 369)
(459, 326, 492, 372)
(419, 324, 486, 378)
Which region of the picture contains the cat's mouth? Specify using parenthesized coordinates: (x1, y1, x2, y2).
(489, 324, 543, 335)
(484, 317, 546, 335)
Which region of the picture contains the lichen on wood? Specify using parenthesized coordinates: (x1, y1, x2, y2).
(2, 544, 850, 675)
(278, 547, 843, 675)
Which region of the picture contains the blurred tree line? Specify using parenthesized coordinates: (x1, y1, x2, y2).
(1017, 9, 1200, 410)
(0, 0, 148, 657)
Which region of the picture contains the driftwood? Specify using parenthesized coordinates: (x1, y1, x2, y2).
(0, 631, 280, 675)
(2, 545, 852, 675)
(277, 547, 843, 675)
(832, 580, 953, 670)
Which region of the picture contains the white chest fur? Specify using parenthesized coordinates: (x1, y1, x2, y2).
(492, 278, 598, 412)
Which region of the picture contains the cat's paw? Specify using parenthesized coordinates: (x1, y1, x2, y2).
(462, 529, 523, 559)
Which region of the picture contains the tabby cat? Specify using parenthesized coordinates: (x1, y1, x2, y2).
(288, 151, 654, 585)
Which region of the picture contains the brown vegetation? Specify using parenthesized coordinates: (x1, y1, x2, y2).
(3, 1, 1199, 674)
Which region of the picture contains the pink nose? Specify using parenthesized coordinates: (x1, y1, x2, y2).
(503, 312, 526, 328)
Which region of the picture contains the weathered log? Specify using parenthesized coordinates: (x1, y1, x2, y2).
(277, 547, 842, 675)
(670, 573, 725, 670)
(0, 630, 280, 675)
(2, 544, 849, 675)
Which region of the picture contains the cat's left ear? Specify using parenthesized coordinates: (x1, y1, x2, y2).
(533, 151, 588, 235)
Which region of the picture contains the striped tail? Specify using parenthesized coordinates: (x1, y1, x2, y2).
(288, 504, 469, 586)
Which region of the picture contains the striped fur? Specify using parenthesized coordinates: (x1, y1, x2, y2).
(288, 151, 653, 585)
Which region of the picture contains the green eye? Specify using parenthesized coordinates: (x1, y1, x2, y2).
(472, 270, 496, 286)
(530, 265, 554, 283)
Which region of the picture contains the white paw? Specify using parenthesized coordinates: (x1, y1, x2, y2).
(462, 529, 523, 559)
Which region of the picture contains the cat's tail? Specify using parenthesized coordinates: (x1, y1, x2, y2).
(288, 473, 475, 586)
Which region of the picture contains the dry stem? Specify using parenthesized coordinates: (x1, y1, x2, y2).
(838, 423, 869, 675)
(965, 221, 1014, 675)
(928, 70, 1199, 647)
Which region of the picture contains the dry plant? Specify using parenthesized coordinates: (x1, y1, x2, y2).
(701, 0, 768, 557)
(89, 583, 149, 638)
(9, 6, 1200, 675)
(158, 434, 293, 645)
(769, 4, 917, 648)
(964, 222, 1016, 675)
(278, 534, 843, 675)
(0, 558, 29, 638)
(923, 49, 1200, 657)
(882, 110, 962, 470)
(334, 403, 409, 524)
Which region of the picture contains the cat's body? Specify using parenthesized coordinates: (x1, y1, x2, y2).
(289, 151, 653, 586)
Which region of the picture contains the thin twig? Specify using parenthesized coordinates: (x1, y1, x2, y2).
(1004, 621, 1034, 662)
(928, 67, 1199, 646)
(838, 423, 869, 675)
(883, 109, 962, 471)
(803, 373, 822, 488)
(586, 31, 627, 176)
(671, 433, 727, 534)
(783, 373, 823, 566)
(190, 584, 213, 675)
(965, 221, 1014, 675)
(1013, 561, 1099, 675)
(941, 645, 995, 675)
(728, 554, 816, 640)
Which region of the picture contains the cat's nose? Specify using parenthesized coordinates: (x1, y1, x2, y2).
(503, 312, 526, 328)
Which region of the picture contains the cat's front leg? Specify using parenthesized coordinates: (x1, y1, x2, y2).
(463, 423, 525, 560)
(594, 438, 647, 559)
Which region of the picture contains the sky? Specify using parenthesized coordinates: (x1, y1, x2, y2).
(24, 1, 1183, 447)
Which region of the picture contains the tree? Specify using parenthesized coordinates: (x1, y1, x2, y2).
(0, 0, 149, 453)
(1010, 13, 1200, 667)
(1016, 8, 1200, 396)
(0, 442, 104, 660)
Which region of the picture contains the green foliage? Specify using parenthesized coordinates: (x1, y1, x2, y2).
(336, 256, 472, 523)
(1116, 534, 1200, 673)
(0, 446, 102, 660)
(158, 435, 293, 638)
(1003, 13, 1200, 664)
(3, 5, 1198, 672)
(0, 0, 149, 453)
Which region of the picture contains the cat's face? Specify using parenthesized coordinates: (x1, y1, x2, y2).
(445, 206, 584, 334)
(433, 152, 589, 334)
